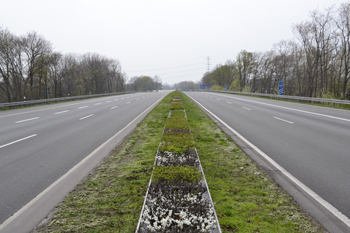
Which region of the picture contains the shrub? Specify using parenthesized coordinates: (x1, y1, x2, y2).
(152, 165, 202, 183)
(159, 132, 194, 153)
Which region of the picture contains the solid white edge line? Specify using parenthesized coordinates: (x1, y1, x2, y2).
(0, 93, 167, 231)
(15, 117, 39, 124)
(242, 107, 251, 111)
(0, 134, 38, 149)
(54, 110, 69, 115)
(79, 114, 94, 120)
(274, 116, 294, 124)
(187, 94, 350, 228)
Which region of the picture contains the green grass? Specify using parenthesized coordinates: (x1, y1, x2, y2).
(159, 131, 194, 153)
(165, 112, 189, 130)
(180, 92, 324, 233)
(35, 91, 325, 233)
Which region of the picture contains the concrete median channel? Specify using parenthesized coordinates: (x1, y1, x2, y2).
(136, 90, 221, 232)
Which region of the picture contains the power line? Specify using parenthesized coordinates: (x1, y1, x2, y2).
(162, 72, 206, 79)
(126, 62, 204, 73)
(150, 67, 205, 75)
(207, 56, 210, 73)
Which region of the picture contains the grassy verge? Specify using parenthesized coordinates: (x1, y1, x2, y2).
(35, 92, 173, 233)
(180, 92, 324, 232)
(35, 91, 324, 233)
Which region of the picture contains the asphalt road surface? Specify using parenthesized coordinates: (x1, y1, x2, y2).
(0, 91, 168, 226)
(186, 91, 350, 227)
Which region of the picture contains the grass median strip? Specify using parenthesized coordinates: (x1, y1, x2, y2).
(136, 91, 219, 232)
(35, 91, 324, 233)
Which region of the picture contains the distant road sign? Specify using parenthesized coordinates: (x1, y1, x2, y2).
(224, 86, 227, 91)
(279, 81, 283, 95)
(200, 84, 205, 89)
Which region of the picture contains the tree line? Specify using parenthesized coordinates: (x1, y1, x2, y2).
(201, 2, 350, 100)
(125, 75, 162, 92)
(0, 28, 126, 103)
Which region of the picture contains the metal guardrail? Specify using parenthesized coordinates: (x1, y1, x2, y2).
(0, 92, 134, 109)
(199, 90, 350, 108)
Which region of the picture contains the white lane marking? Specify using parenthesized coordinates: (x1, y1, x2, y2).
(94, 103, 101, 105)
(243, 107, 251, 111)
(274, 117, 294, 124)
(0, 96, 124, 119)
(115, 99, 119, 101)
(15, 117, 39, 124)
(0, 93, 167, 232)
(79, 114, 94, 120)
(214, 93, 350, 123)
(55, 110, 69, 115)
(126, 102, 131, 104)
(227, 102, 232, 104)
(106, 101, 111, 103)
(111, 106, 118, 109)
(78, 106, 88, 109)
(0, 134, 37, 149)
(187, 94, 350, 228)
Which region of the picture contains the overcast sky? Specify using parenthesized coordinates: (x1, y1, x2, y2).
(1, 0, 347, 85)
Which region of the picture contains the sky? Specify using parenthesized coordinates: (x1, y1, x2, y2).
(1, 0, 347, 85)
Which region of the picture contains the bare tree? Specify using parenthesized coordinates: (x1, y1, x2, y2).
(21, 31, 52, 99)
(335, 2, 350, 99)
(153, 75, 162, 90)
(0, 28, 15, 102)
